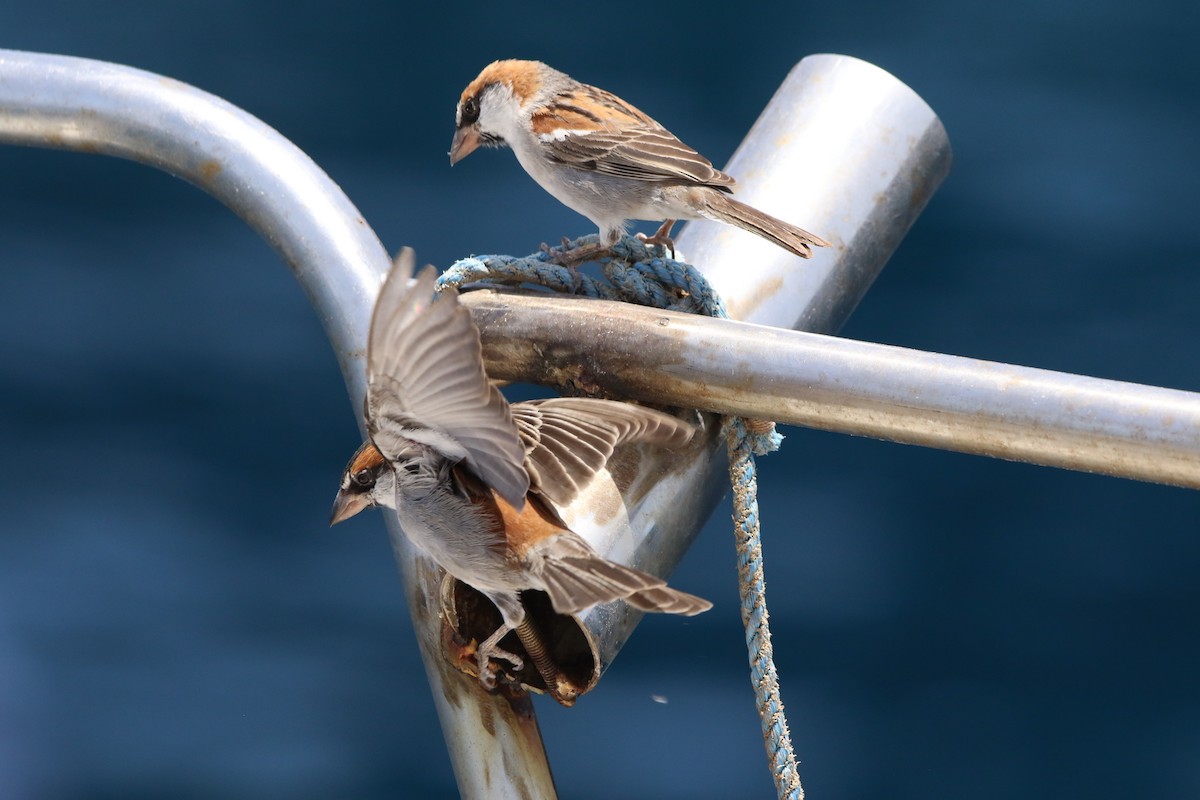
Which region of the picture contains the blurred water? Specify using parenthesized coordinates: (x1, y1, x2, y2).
(2, 1, 1200, 797)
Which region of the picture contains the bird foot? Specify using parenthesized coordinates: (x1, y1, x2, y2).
(635, 219, 677, 257)
(548, 239, 610, 269)
(474, 625, 524, 690)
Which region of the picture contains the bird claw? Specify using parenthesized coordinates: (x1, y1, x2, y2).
(636, 219, 677, 258)
(539, 236, 575, 255)
(477, 644, 524, 683)
(549, 241, 607, 270)
(540, 239, 607, 292)
(472, 628, 525, 690)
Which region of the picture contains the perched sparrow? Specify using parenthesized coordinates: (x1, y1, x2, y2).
(450, 59, 830, 261)
(330, 248, 711, 704)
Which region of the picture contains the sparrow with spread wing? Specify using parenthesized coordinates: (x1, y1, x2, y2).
(330, 249, 711, 704)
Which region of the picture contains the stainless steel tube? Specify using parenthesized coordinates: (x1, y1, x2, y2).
(683, 53, 953, 334)
(463, 293, 1200, 490)
(551, 54, 953, 673)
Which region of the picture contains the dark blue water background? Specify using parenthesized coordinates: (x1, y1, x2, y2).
(2, 2, 1200, 797)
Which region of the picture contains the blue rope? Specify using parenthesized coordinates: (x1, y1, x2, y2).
(727, 418, 800, 799)
(438, 235, 801, 799)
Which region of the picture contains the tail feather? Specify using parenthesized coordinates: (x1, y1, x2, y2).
(536, 535, 712, 618)
(624, 585, 713, 617)
(704, 193, 830, 258)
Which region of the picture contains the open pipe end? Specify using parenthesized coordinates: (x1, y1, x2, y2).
(439, 575, 601, 705)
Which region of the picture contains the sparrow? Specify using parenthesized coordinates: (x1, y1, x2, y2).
(449, 59, 830, 263)
(330, 248, 711, 705)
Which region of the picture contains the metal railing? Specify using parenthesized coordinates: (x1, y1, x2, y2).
(463, 291, 1200, 490)
(3, 48, 1196, 797)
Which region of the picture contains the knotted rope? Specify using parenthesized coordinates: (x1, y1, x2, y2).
(436, 234, 803, 800)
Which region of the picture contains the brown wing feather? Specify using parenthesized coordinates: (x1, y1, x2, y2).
(535, 84, 736, 191)
(510, 399, 695, 509)
(366, 249, 529, 506)
(544, 128, 736, 190)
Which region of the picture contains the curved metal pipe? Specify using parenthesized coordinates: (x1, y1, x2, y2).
(0, 49, 384, 400)
(0, 48, 554, 798)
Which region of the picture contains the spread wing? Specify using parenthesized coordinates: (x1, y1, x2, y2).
(534, 84, 736, 191)
(510, 398, 695, 510)
(365, 248, 529, 506)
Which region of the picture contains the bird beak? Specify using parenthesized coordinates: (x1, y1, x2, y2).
(329, 488, 371, 526)
(449, 125, 481, 165)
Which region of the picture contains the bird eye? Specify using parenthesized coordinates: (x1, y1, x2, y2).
(352, 468, 375, 489)
(460, 96, 480, 124)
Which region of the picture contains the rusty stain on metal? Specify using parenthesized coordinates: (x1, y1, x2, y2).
(726, 272, 785, 320)
(198, 158, 222, 184)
